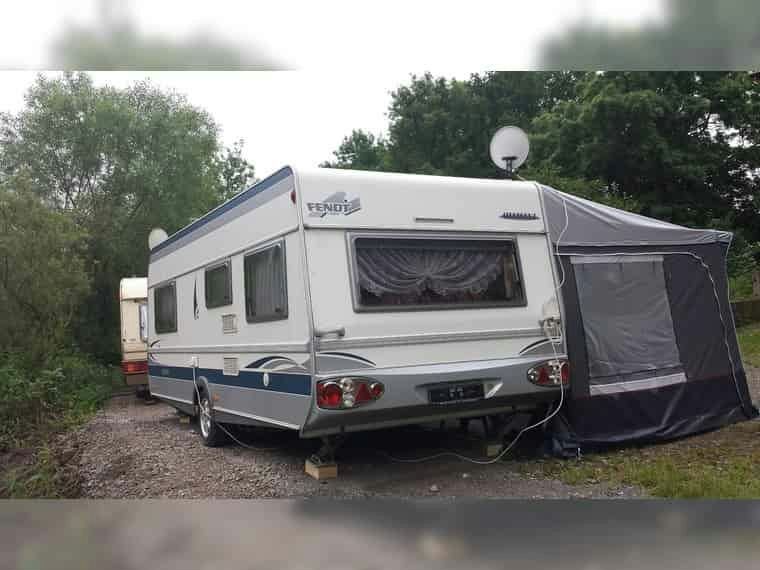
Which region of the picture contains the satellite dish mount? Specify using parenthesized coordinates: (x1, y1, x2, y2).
(489, 126, 530, 180)
(501, 155, 518, 175)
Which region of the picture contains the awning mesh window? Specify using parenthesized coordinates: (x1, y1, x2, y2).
(571, 255, 683, 392)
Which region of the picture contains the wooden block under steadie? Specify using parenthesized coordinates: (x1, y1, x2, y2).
(305, 459, 338, 480)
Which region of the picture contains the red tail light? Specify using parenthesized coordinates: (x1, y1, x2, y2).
(527, 359, 569, 387)
(122, 360, 148, 374)
(316, 378, 384, 409)
(355, 381, 371, 403)
(317, 382, 343, 408)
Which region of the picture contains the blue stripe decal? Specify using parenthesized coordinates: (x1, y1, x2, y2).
(150, 166, 293, 255)
(148, 364, 311, 396)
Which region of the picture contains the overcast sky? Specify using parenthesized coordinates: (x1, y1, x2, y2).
(0, 1, 664, 177)
(0, 71, 419, 177)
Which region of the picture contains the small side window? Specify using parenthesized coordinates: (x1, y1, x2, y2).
(244, 242, 288, 322)
(205, 261, 233, 308)
(154, 282, 177, 334)
(138, 302, 148, 342)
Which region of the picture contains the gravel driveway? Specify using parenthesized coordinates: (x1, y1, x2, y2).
(73, 396, 643, 499)
(72, 367, 759, 500)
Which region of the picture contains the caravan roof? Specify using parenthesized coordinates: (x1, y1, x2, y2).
(120, 277, 147, 301)
(149, 166, 548, 261)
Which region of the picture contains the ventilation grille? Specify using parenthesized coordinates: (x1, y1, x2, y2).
(223, 357, 239, 376)
(222, 314, 238, 334)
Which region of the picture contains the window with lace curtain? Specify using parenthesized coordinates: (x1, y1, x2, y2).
(352, 236, 525, 311)
(244, 242, 288, 322)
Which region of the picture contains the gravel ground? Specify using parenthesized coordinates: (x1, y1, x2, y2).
(73, 367, 759, 499)
(73, 397, 642, 499)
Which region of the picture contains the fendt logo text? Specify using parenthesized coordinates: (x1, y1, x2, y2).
(307, 192, 362, 217)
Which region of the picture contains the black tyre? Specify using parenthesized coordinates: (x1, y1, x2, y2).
(198, 391, 227, 447)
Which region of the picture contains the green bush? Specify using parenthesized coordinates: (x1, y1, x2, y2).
(0, 353, 116, 450)
(730, 272, 755, 301)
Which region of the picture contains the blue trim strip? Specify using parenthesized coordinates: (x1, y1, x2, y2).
(148, 364, 311, 396)
(150, 166, 293, 255)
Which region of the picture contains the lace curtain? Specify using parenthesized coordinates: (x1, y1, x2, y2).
(357, 246, 505, 297)
(245, 246, 286, 318)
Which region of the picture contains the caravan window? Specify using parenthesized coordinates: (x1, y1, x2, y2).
(244, 242, 288, 322)
(154, 282, 177, 333)
(205, 261, 232, 308)
(352, 236, 525, 311)
(138, 302, 148, 342)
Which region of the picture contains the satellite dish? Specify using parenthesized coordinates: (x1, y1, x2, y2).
(148, 228, 169, 250)
(489, 126, 530, 174)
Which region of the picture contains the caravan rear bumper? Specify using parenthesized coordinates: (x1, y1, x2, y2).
(301, 355, 564, 438)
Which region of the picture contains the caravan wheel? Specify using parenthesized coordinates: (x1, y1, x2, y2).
(198, 392, 227, 447)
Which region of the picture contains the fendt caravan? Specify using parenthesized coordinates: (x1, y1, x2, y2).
(147, 167, 568, 453)
(148, 166, 756, 458)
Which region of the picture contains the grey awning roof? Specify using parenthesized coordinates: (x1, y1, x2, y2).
(539, 185, 732, 246)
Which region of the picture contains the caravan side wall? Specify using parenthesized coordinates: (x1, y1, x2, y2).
(147, 171, 314, 429)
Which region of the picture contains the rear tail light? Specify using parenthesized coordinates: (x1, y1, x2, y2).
(316, 378, 385, 409)
(527, 359, 569, 387)
(122, 360, 148, 374)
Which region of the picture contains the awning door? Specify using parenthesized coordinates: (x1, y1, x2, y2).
(571, 255, 685, 396)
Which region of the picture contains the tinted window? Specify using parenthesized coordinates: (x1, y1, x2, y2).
(354, 237, 524, 310)
(205, 261, 232, 308)
(154, 282, 177, 333)
(244, 243, 287, 322)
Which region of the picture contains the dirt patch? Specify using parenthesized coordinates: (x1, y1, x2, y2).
(74, 396, 643, 499)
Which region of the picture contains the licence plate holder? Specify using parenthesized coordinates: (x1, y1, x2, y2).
(428, 382, 485, 404)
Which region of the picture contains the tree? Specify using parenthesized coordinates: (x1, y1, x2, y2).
(218, 140, 257, 201)
(0, 72, 255, 361)
(0, 175, 89, 364)
(529, 72, 760, 234)
(385, 72, 571, 177)
(322, 72, 586, 178)
(321, 130, 390, 171)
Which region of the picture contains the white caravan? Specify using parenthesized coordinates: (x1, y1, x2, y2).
(119, 277, 149, 396)
(147, 167, 567, 448)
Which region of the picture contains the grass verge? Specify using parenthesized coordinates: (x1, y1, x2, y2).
(525, 419, 760, 498)
(524, 323, 760, 499)
(737, 321, 760, 367)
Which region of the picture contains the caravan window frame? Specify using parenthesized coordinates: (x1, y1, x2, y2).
(204, 259, 233, 309)
(154, 281, 178, 334)
(243, 239, 289, 323)
(346, 231, 528, 313)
